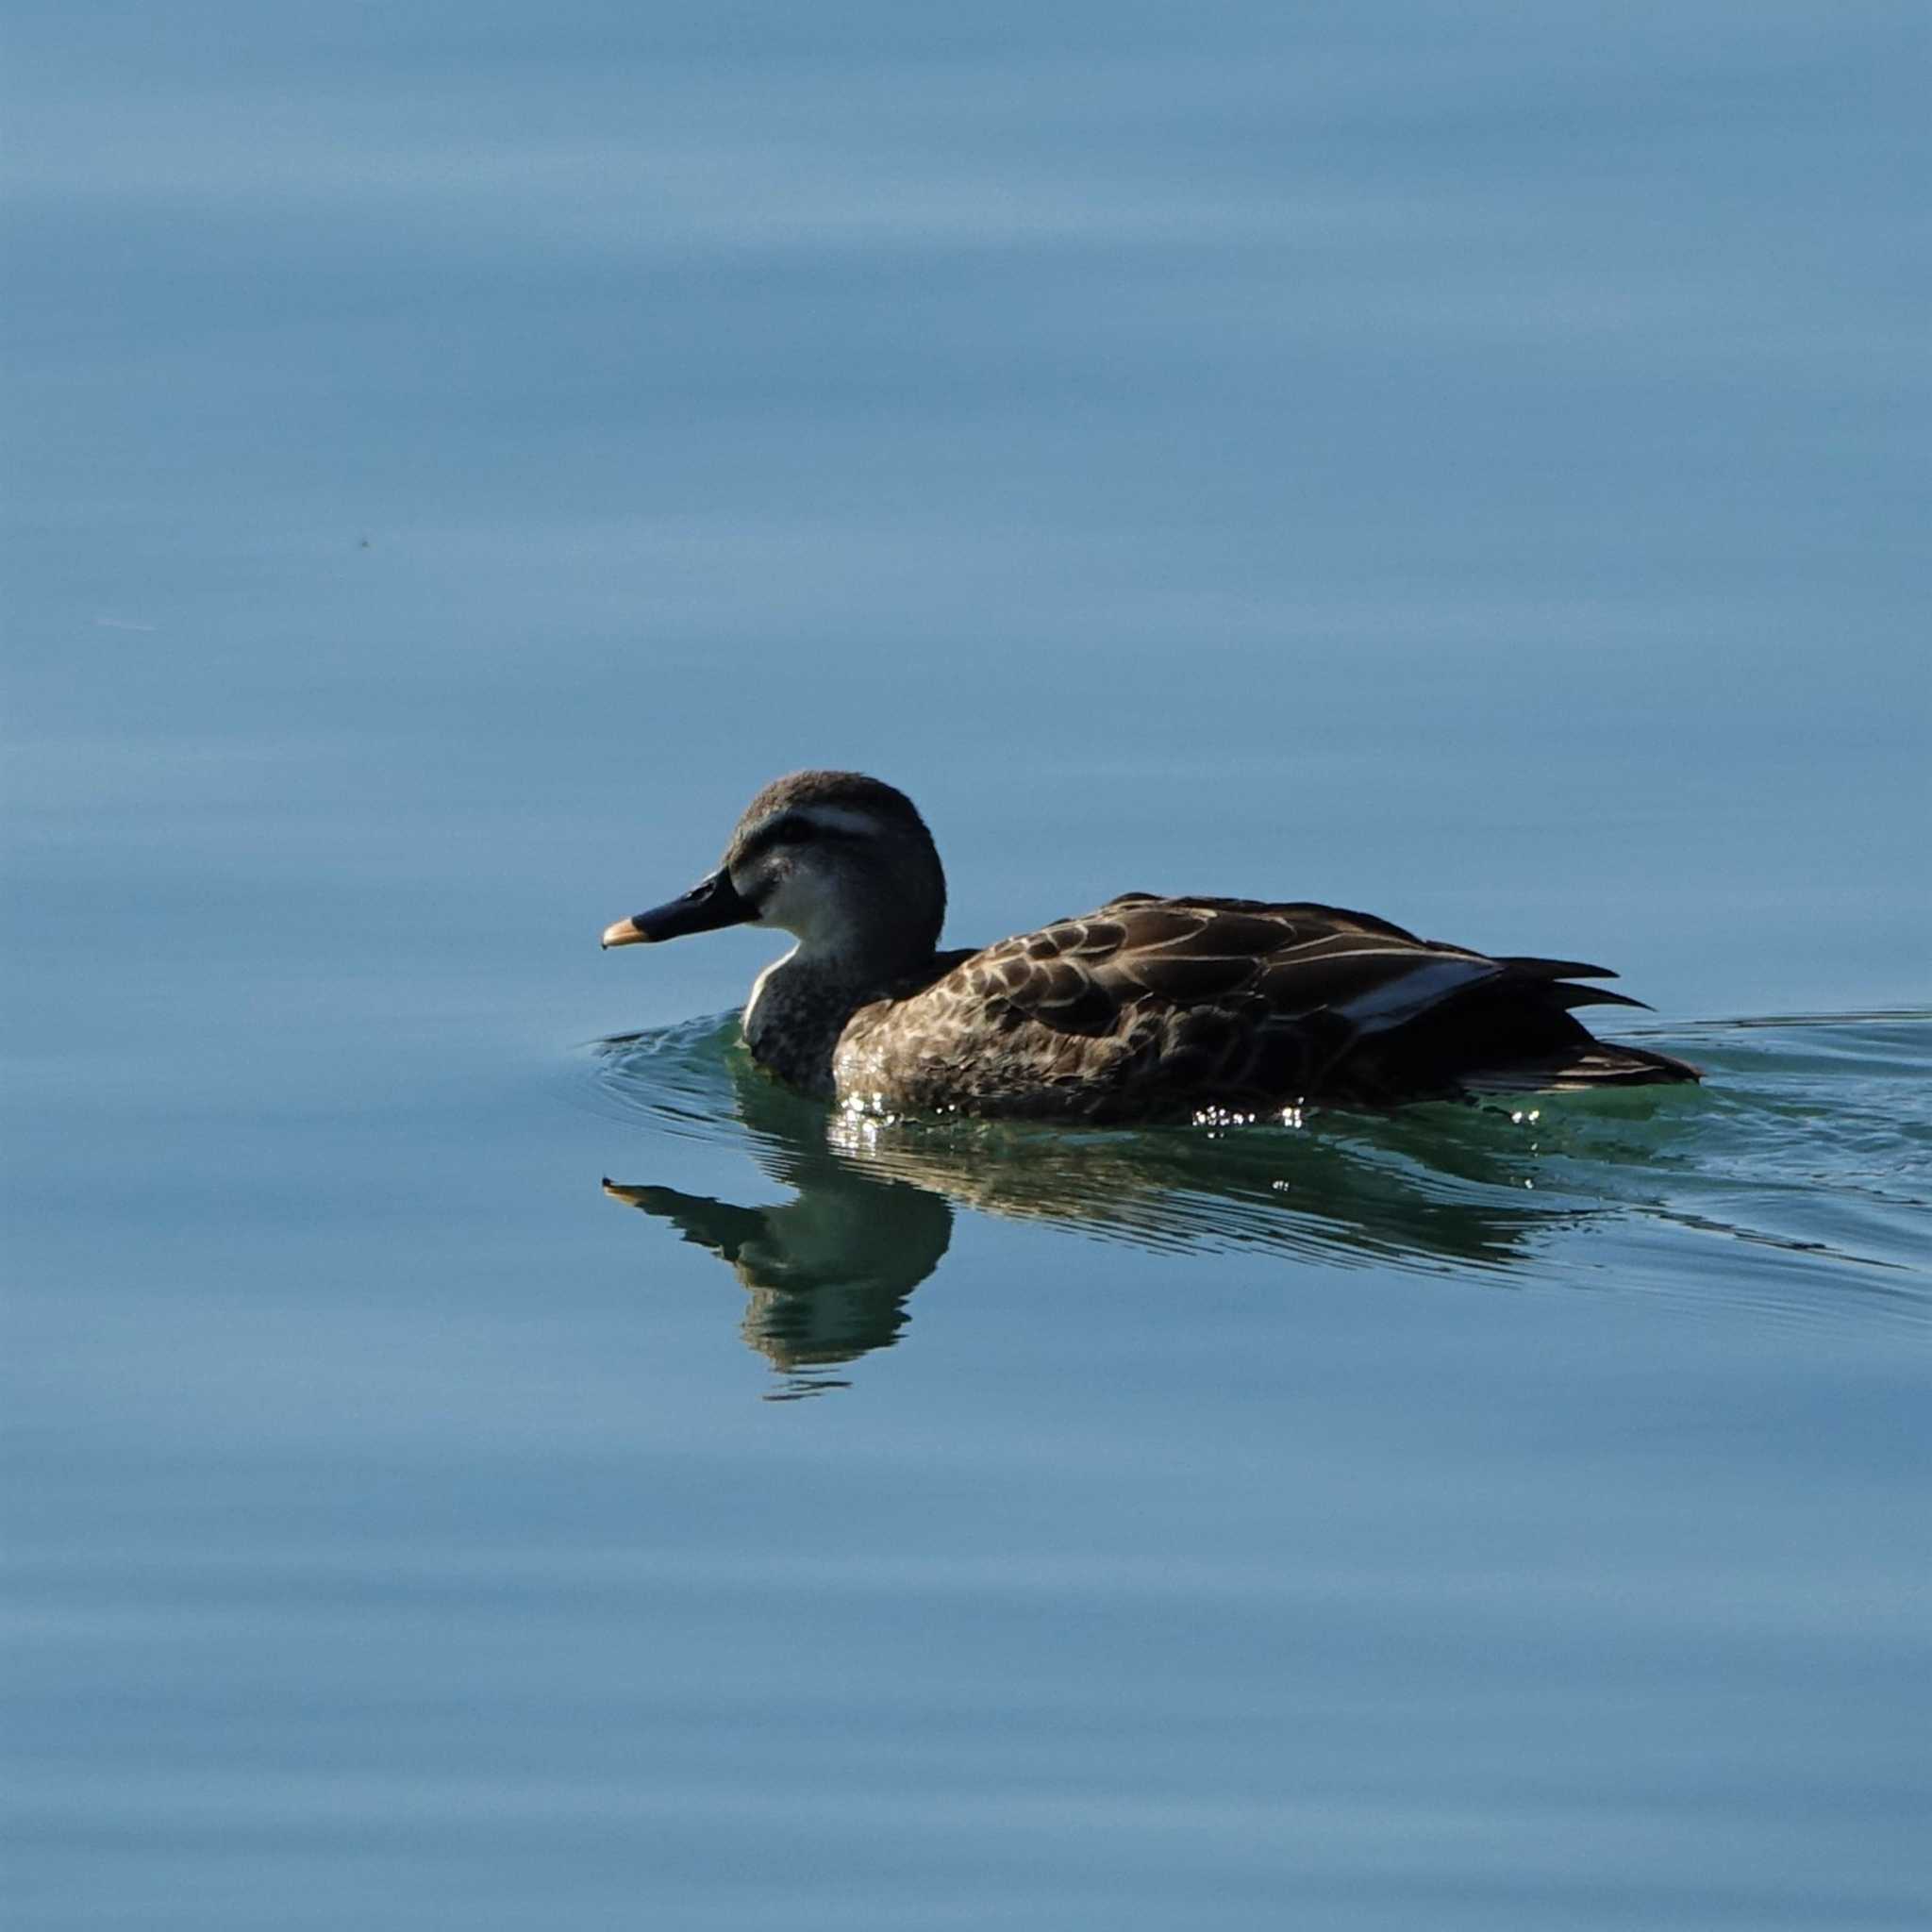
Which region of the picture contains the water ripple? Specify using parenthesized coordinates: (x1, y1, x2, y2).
(570, 1009, 1931, 1349)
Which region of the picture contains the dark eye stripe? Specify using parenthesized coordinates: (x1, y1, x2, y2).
(736, 810, 860, 866)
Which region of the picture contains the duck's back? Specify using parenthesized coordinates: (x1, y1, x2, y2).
(831, 894, 1696, 1120)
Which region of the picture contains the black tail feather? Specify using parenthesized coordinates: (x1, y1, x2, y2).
(1546, 984, 1652, 1012)
(1497, 955, 1619, 981)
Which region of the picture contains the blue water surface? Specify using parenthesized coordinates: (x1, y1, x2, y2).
(4, 5, 1928, 1927)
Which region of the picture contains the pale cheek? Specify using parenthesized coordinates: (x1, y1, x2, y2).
(754, 867, 811, 934)
(728, 858, 782, 924)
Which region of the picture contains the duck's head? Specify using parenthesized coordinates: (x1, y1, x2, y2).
(601, 770, 946, 973)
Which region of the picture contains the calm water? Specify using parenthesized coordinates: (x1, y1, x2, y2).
(5, 5, 1929, 1927)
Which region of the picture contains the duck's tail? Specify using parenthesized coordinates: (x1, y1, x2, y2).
(1447, 957, 1702, 1092)
(1339, 958, 1704, 1099)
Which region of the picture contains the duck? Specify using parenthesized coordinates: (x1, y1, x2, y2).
(600, 770, 1699, 1121)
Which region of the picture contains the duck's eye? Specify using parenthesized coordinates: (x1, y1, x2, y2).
(737, 813, 816, 870)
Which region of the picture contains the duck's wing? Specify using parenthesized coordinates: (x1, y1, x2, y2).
(972, 896, 1487, 1029)
(930, 896, 1692, 1109)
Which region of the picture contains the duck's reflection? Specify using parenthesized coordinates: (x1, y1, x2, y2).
(598, 1019, 1601, 1389)
(601, 1169, 948, 1385)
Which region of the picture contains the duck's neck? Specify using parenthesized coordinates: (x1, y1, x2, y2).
(742, 939, 933, 1096)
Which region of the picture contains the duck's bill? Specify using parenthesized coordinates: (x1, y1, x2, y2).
(601, 868, 755, 947)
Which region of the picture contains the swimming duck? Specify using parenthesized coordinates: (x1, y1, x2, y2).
(601, 770, 1699, 1120)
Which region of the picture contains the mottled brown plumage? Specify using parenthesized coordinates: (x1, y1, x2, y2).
(603, 771, 1700, 1120)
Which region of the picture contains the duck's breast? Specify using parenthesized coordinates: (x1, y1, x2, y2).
(831, 944, 1143, 1117)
